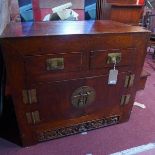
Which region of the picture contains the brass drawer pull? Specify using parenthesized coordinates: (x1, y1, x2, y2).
(46, 58, 64, 71)
(107, 53, 121, 64)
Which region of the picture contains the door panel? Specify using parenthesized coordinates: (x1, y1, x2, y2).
(32, 72, 128, 124)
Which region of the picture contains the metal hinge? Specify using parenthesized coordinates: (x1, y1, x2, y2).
(22, 89, 37, 104)
(124, 74, 135, 88)
(121, 94, 131, 105)
(26, 111, 40, 124)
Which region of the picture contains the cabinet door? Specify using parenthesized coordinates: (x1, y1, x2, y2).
(27, 72, 130, 126)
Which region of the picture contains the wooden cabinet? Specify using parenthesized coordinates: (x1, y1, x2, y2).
(110, 3, 144, 25)
(96, 0, 144, 25)
(0, 20, 150, 146)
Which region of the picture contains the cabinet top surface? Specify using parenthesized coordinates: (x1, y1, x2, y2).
(1, 20, 150, 38)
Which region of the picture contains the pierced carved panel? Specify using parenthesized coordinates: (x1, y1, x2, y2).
(37, 115, 120, 142)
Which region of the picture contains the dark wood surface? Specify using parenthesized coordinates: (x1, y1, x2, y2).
(0, 20, 150, 146)
(96, 0, 144, 25)
(107, 0, 137, 4)
(1, 20, 149, 38)
(110, 3, 144, 25)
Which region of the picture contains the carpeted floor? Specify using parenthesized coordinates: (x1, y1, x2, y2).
(0, 53, 155, 155)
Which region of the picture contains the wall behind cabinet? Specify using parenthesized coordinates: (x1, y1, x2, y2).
(0, 0, 10, 35)
(0, 0, 20, 35)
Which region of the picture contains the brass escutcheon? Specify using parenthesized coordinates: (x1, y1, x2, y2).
(71, 86, 95, 108)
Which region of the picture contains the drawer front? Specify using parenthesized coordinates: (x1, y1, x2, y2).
(24, 48, 136, 83)
(25, 52, 85, 77)
(90, 48, 136, 70)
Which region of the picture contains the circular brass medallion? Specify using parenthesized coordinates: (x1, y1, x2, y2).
(71, 86, 96, 108)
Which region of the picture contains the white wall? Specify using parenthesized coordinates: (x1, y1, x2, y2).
(39, 0, 84, 9)
(10, 0, 20, 22)
(0, 0, 10, 35)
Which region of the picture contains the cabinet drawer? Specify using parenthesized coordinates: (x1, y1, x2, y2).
(25, 52, 84, 77)
(90, 48, 136, 70)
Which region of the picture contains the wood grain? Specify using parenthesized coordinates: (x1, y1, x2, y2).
(0, 20, 150, 146)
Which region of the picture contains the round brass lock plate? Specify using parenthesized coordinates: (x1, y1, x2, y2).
(71, 86, 95, 108)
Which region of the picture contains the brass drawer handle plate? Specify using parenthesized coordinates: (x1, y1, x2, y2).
(107, 53, 121, 64)
(47, 58, 64, 71)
